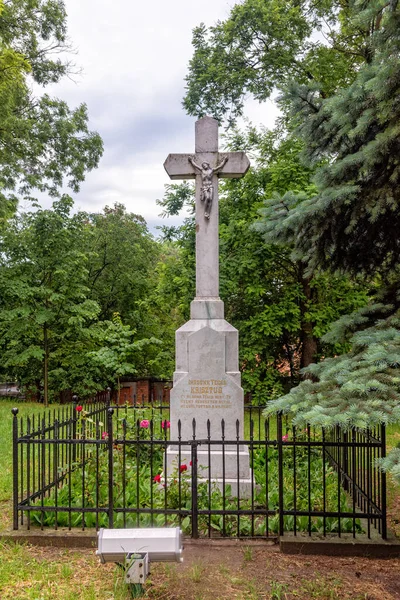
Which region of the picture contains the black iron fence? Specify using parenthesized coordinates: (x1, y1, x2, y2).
(12, 399, 387, 539)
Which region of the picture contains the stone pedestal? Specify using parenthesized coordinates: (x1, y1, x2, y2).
(167, 299, 253, 496)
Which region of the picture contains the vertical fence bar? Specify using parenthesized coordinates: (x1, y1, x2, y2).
(367, 429, 371, 539)
(191, 423, 198, 540)
(381, 424, 387, 540)
(250, 418, 254, 537)
(20, 415, 24, 526)
(351, 428, 356, 538)
(54, 419, 59, 530)
(136, 418, 140, 527)
(106, 387, 111, 408)
(40, 416, 45, 530)
(81, 417, 86, 530)
(265, 419, 269, 537)
(342, 431, 349, 491)
(96, 419, 100, 530)
(150, 419, 154, 527)
(322, 427, 326, 537)
(293, 425, 297, 536)
(222, 419, 226, 537)
(277, 413, 284, 537)
(107, 408, 114, 528)
(27, 417, 31, 530)
(68, 418, 72, 530)
(307, 424, 311, 536)
(32, 415, 36, 507)
(337, 426, 341, 537)
(236, 419, 240, 538)
(12, 408, 19, 530)
(207, 419, 211, 538)
(72, 395, 78, 463)
(122, 418, 127, 529)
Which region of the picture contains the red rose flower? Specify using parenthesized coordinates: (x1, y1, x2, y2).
(153, 474, 161, 483)
(76, 405, 83, 412)
(189, 461, 192, 466)
(179, 464, 188, 473)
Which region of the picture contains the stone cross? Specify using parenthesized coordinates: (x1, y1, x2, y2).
(164, 117, 252, 495)
(164, 117, 250, 301)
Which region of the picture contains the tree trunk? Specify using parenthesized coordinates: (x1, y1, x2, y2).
(299, 273, 318, 374)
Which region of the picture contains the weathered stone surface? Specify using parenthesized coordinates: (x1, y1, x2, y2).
(163, 152, 250, 181)
(195, 116, 218, 153)
(171, 324, 242, 441)
(190, 298, 224, 320)
(164, 117, 252, 497)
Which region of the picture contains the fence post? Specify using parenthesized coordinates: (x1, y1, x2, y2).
(106, 387, 111, 408)
(191, 440, 198, 539)
(108, 408, 114, 528)
(342, 431, 349, 491)
(12, 408, 19, 530)
(72, 395, 78, 463)
(381, 423, 387, 540)
(277, 412, 284, 537)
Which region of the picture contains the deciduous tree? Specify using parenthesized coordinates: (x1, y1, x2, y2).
(0, 0, 103, 219)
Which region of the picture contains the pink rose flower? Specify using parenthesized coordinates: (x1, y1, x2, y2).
(140, 419, 150, 429)
(161, 420, 171, 429)
(102, 431, 108, 440)
(282, 434, 289, 442)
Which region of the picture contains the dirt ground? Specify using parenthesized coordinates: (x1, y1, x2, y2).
(146, 542, 400, 600)
(0, 538, 399, 599)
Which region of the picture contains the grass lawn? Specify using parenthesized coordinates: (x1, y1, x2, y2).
(0, 399, 399, 599)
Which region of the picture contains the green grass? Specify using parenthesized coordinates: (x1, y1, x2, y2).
(0, 541, 130, 599)
(0, 399, 399, 599)
(0, 400, 64, 503)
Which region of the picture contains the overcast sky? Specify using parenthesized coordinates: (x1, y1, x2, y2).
(38, 0, 279, 233)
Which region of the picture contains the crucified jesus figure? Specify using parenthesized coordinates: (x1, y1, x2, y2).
(188, 155, 228, 219)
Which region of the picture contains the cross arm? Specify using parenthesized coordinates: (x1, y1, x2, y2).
(163, 152, 250, 181)
(163, 154, 196, 180)
(218, 152, 250, 179)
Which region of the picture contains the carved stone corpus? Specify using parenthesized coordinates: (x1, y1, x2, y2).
(163, 116, 250, 300)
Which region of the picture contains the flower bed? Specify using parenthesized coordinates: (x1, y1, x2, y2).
(30, 409, 362, 537)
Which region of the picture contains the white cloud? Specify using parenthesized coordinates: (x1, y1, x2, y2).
(36, 0, 280, 232)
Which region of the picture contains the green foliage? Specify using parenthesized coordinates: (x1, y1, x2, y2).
(0, 200, 173, 398)
(265, 300, 400, 433)
(184, 0, 361, 123)
(0, 0, 103, 218)
(0, 197, 101, 402)
(257, 3, 400, 482)
(275, 3, 400, 275)
(379, 448, 400, 483)
(89, 312, 161, 395)
(87, 203, 159, 330)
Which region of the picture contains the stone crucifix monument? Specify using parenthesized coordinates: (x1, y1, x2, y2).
(164, 116, 252, 495)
